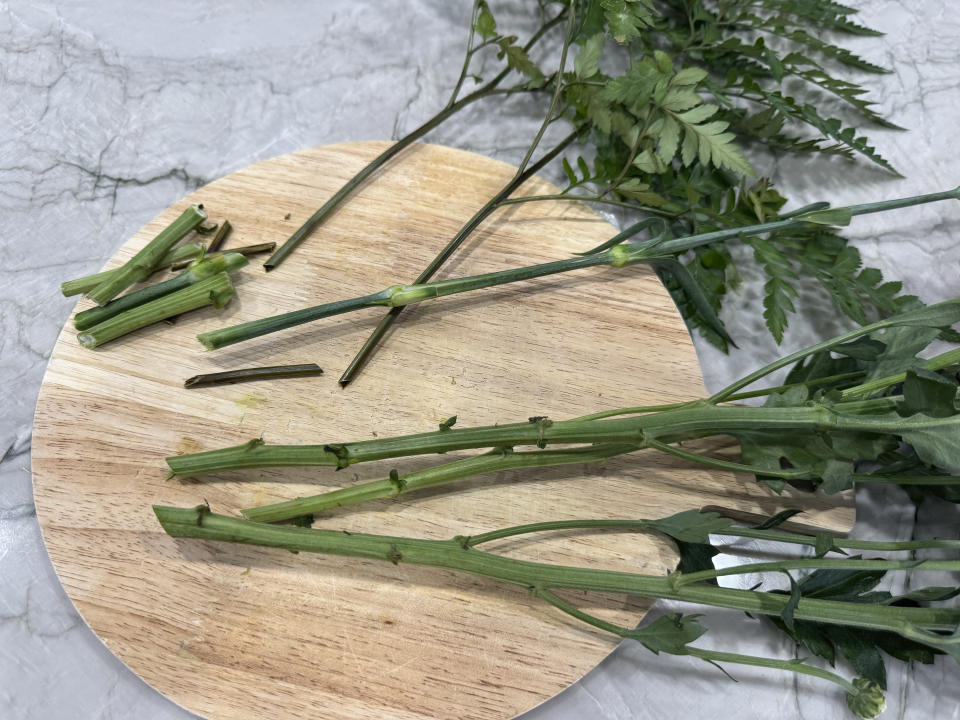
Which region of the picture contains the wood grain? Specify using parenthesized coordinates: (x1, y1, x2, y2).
(32, 142, 854, 720)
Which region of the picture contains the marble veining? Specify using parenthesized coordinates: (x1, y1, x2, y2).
(3, 1, 958, 718)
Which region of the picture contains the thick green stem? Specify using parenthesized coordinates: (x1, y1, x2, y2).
(61, 242, 204, 297)
(78, 272, 235, 349)
(74, 253, 247, 331)
(241, 443, 637, 523)
(87, 205, 208, 305)
(262, 9, 568, 271)
(153, 506, 960, 637)
(164, 401, 938, 477)
(338, 128, 580, 385)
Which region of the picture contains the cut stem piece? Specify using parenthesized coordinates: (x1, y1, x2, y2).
(184, 363, 323, 388)
(74, 252, 247, 330)
(78, 272, 235, 349)
(61, 242, 204, 297)
(86, 204, 208, 305)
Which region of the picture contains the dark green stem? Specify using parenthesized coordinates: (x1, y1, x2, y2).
(262, 10, 568, 271)
(184, 363, 323, 389)
(170, 242, 277, 272)
(87, 205, 208, 305)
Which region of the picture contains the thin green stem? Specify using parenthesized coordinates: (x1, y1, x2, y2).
(644, 438, 815, 479)
(74, 252, 247, 331)
(87, 205, 208, 305)
(498, 192, 681, 215)
(673, 558, 960, 588)
(337, 127, 580, 385)
(683, 648, 859, 695)
(708, 297, 960, 403)
(206, 219, 233, 254)
(78, 273, 235, 349)
(263, 9, 568, 271)
(61, 242, 204, 297)
(241, 443, 637, 523)
(839, 348, 960, 401)
(723, 525, 960, 552)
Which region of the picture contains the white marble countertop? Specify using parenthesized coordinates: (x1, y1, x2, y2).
(3, 1, 959, 718)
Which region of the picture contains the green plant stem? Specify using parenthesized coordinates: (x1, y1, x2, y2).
(87, 204, 208, 305)
(78, 272, 235, 349)
(532, 588, 860, 694)
(839, 348, 960, 401)
(673, 558, 960, 588)
(262, 9, 568, 271)
(708, 298, 960, 403)
(241, 443, 637, 523)
(153, 505, 960, 638)
(74, 253, 247, 331)
(462, 519, 960, 553)
(337, 127, 580, 385)
(164, 399, 954, 477)
(61, 243, 204, 297)
(192, 189, 959, 354)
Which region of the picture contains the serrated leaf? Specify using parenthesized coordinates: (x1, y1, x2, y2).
(820, 459, 854, 494)
(899, 413, 960, 474)
(661, 87, 701, 112)
(574, 33, 604, 79)
(653, 259, 735, 347)
(676, 104, 719, 124)
(633, 613, 707, 655)
(497, 39, 544, 85)
(672, 67, 708, 87)
(831, 627, 887, 688)
(901, 369, 958, 418)
(475, 0, 496, 40)
(656, 114, 680, 163)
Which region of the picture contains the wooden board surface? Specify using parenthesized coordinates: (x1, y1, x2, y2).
(32, 142, 854, 720)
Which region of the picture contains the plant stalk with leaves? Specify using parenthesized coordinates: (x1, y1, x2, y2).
(153, 502, 959, 719)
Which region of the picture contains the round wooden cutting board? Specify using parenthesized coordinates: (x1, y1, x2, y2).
(33, 142, 853, 720)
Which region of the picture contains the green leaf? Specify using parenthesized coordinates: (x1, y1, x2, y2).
(831, 627, 887, 688)
(833, 338, 885, 361)
(752, 508, 804, 530)
(497, 38, 544, 85)
(814, 532, 836, 558)
(632, 613, 707, 655)
(574, 33, 604, 79)
(781, 572, 801, 631)
(646, 509, 735, 544)
(438, 415, 458, 431)
(672, 67, 708, 87)
(901, 369, 958, 418)
(899, 414, 960, 473)
(475, 1, 496, 40)
(797, 563, 886, 600)
(674, 540, 720, 581)
(652, 259, 735, 347)
(820, 459, 854, 494)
